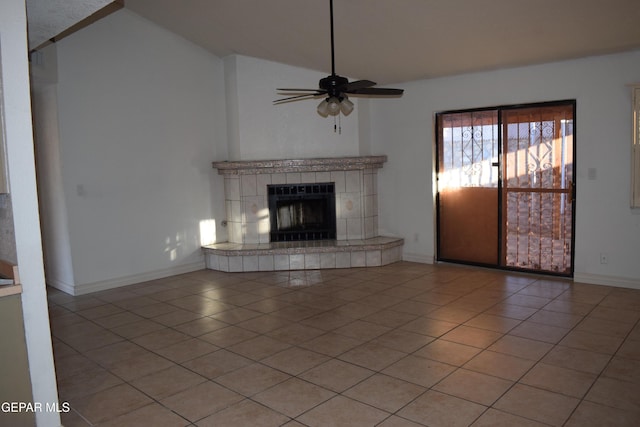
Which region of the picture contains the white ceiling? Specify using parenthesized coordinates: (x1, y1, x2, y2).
(28, 0, 640, 85)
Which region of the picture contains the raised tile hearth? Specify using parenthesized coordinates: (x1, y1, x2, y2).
(203, 156, 404, 272)
(202, 236, 404, 272)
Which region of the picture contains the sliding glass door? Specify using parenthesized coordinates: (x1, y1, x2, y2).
(436, 101, 575, 276)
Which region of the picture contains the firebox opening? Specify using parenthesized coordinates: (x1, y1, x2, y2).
(268, 183, 336, 242)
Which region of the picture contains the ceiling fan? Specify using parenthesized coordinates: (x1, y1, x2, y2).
(274, 0, 404, 118)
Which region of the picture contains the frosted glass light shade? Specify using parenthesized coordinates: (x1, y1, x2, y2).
(340, 98, 354, 116)
(327, 97, 341, 116)
(317, 99, 330, 117)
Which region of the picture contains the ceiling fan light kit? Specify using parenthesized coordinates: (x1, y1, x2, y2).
(317, 96, 354, 118)
(275, 0, 403, 120)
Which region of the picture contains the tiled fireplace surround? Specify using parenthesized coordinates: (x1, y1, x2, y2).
(202, 156, 404, 272)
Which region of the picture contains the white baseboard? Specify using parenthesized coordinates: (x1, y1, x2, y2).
(573, 272, 640, 290)
(402, 252, 434, 264)
(394, 258, 640, 290)
(59, 261, 206, 296)
(46, 277, 76, 295)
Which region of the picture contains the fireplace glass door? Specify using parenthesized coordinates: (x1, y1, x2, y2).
(268, 183, 336, 242)
(436, 101, 575, 276)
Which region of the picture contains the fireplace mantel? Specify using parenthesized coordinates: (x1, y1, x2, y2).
(212, 155, 387, 175)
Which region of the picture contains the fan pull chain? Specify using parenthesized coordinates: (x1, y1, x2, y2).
(333, 115, 342, 134)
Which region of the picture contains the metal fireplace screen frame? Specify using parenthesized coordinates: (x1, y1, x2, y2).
(268, 182, 336, 242)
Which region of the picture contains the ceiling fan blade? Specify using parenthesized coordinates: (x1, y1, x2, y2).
(277, 88, 323, 92)
(342, 80, 376, 91)
(273, 93, 325, 104)
(346, 87, 404, 96)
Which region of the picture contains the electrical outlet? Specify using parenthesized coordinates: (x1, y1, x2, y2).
(600, 253, 609, 264)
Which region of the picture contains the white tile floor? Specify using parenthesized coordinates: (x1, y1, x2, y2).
(48, 262, 640, 426)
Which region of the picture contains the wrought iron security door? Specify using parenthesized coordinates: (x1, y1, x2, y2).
(437, 110, 500, 265)
(436, 101, 575, 276)
(502, 104, 574, 274)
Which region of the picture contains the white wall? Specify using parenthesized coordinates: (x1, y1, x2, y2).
(47, 9, 227, 294)
(372, 50, 640, 288)
(0, 0, 61, 425)
(227, 55, 361, 160)
(32, 45, 77, 292)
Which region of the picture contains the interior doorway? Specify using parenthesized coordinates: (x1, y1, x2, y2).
(436, 101, 575, 276)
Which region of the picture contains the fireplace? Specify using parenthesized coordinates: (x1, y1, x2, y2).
(205, 156, 405, 272)
(268, 183, 336, 242)
(212, 156, 389, 244)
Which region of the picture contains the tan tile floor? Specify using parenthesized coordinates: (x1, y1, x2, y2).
(47, 262, 640, 426)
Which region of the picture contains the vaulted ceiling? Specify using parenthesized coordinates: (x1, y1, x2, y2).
(27, 0, 640, 84)
(26, 0, 118, 50)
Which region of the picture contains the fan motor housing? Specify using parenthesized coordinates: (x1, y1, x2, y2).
(319, 75, 348, 97)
